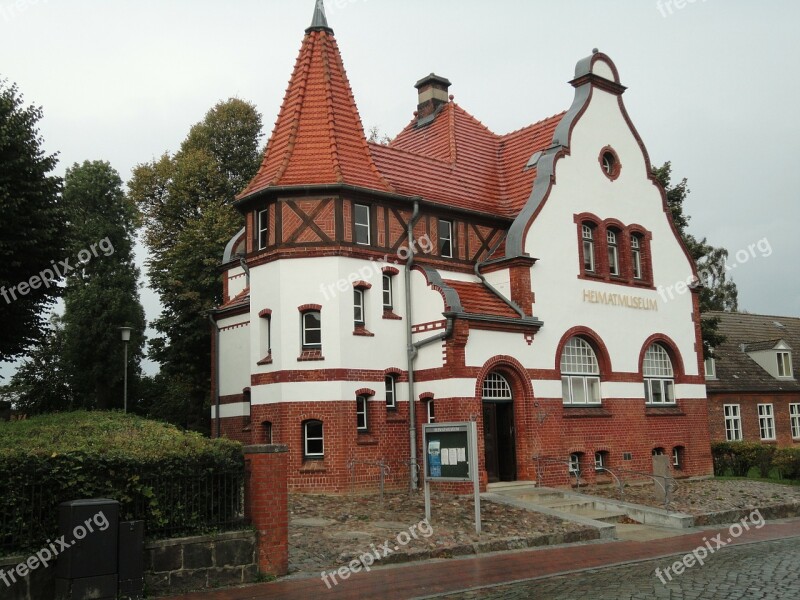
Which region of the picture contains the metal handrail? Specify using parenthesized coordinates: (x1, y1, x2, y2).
(533, 455, 583, 489)
(347, 459, 391, 504)
(595, 465, 678, 510)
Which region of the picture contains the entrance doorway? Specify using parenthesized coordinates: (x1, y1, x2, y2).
(482, 373, 516, 483)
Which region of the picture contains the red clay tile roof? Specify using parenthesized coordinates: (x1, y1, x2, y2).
(371, 105, 563, 217)
(239, 19, 564, 221)
(444, 280, 519, 319)
(220, 287, 250, 311)
(239, 28, 391, 199)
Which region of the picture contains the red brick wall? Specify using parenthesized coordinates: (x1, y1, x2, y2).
(244, 445, 289, 576)
(708, 391, 800, 447)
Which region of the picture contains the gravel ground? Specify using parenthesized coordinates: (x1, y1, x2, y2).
(288, 491, 591, 574)
(587, 478, 800, 515)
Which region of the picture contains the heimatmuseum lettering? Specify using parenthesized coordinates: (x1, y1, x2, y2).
(582, 290, 658, 311)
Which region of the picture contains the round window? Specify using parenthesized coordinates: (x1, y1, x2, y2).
(599, 147, 621, 181)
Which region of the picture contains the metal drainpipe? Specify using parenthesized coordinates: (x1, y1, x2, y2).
(238, 255, 251, 287)
(474, 237, 527, 319)
(405, 199, 421, 490)
(208, 312, 221, 438)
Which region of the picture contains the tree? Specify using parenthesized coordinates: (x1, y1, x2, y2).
(8, 316, 74, 414)
(653, 162, 736, 354)
(130, 98, 263, 432)
(0, 79, 65, 362)
(59, 160, 146, 409)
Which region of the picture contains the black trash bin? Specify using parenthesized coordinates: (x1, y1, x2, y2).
(118, 520, 145, 599)
(54, 499, 119, 600)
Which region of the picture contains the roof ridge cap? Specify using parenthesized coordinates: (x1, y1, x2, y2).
(499, 111, 568, 139)
(320, 34, 344, 183)
(452, 102, 501, 138)
(368, 141, 456, 166)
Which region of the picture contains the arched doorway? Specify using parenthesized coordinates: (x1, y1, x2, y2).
(482, 373, 516, 483)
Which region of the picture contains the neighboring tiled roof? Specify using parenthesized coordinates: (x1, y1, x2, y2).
(219, 287, 251, 312)
(443, 280, 520, 319)
(705, 311, 800, 393)
(238, 26, 391, 199)
(372, 105, 564, 217)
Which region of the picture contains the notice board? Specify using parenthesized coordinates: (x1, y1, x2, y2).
(423, 422, 472, 482)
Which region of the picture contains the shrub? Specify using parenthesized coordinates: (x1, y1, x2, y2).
(773, 447, 800, 480)
(0, 412, 244, 554)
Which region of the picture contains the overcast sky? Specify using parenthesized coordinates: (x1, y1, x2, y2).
(2, 0, 798, 379)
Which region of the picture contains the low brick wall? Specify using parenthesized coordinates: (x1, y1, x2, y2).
(693, 501, 800, 527)
(0, 530, 257, 600)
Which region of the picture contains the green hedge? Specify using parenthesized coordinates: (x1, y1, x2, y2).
(711, 441, 800, 480)
(0, 412, 244, 554)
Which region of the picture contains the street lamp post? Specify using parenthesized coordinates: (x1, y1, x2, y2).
(119, 327, 133, 413)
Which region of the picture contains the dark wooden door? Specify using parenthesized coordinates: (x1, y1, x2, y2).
(497, 402, 517, 481)
(483, 403, 500, 483)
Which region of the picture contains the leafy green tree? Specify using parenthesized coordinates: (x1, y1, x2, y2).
(653, 162, 735, 354)
(8, 316, 74, 414)
(60, 160, 146, 409)
(0, 79, 65, 362)
(130, 98, 263, 432)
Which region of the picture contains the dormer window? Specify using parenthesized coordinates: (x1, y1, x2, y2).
(704, 356, 716, 379)
(777, 352, 793, 378)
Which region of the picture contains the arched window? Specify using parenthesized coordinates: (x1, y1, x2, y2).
(607, 230, 619, 276)
(561, 337, 601, 405)
(262, 420, 273, 444)
(672, 446, 685, 470)
(643, 343, 675, 404)
(301, 311, 322, 350)
(303, 420, 324, 458)
(482, 373, 512, 400)
(594, 450, 609, 470)
(385, 375, 396, 409)
(652, 447, 666, 456)
(631, 234, 643, 280)
(356, 395, 369, 431)
(569, 452, 583, 474)
(582, 224, 596, 273)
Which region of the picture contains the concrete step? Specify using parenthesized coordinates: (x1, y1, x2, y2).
(516, 492, 567, 503)
(566, 507, 629, 523)
(536, 499, 596, 511)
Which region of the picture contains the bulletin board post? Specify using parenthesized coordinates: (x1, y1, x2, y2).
(422, 421, 481, 534)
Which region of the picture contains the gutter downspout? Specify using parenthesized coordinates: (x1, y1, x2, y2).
(238, 255, 251, 287)
(474, 236, 527, 319)
(208, 312, 221, 439)
(405, 199, 422, 490)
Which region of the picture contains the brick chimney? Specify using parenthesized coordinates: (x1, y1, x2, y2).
(415, 73, 451, 123)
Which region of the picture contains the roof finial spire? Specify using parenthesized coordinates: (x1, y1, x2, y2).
(307, 0, 332, 32)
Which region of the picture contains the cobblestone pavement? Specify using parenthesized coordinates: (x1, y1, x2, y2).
(429, 538, 799, 599)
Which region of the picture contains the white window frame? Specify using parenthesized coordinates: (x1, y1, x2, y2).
(790, 404, 800, 439)
(643, 344, 676, 405)
(257, 209, 269, 250)
(582, 225, 595, 273)
(594, 451, 606, 470)
(560, 337, 601, 405)
(353, 289, 365, 326)
(482, 373, 513, 400)
(385, 376, 396, 409)
(301, 311, 322, 350)
(672, 447, 683, 469)
(569, 453, 581, 474)
(382, 274, 393, 310)
(631, 235, 642, 280)
(652, 447, 665, 456)
(303, 420, 324, 458)
(356, 395, 368, 431)
(758, 403, 776, 441)
(607, 230, 619, 276)
(777, 352, 793, 378)
(427, 399, 435, 423)
(354, 204, 371, 245)
(704, 356, 716, 379)
(439, 219, 453, 258)
(724, 404, 742, 441)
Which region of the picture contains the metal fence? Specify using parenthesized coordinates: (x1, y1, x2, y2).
(0, 468, 248, 554)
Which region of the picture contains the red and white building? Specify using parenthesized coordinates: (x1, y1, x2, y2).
(211, 3, 713, 492)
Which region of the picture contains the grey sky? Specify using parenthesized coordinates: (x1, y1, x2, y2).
(1, 0, 798, 379)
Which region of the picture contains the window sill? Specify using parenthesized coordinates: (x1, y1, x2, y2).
(383, 310, 402, 320)
(562, 406, 611, 418)
(300, 461, 327, 473)
(257, 353, 273, 366)
(353, 326, 375, 337)
(298, 349, 324, 362)
(645, 405, 685, 416)
(356, 434, 379, 446)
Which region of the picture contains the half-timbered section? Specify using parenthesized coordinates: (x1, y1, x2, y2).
(211, 2, 713, 492)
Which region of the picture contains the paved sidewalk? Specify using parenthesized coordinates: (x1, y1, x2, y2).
(166, 519, 800, 600)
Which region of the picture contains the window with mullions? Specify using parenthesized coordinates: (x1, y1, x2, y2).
(758, 404, 775, 440)
(790, 404, 800, 439)
(631, 234, 643, 280)
(777, 352, 793, 377)
(439, 220, 453, 258)
(303, 420, 324, 458)
(561, 337, 601, 405)
(582, 225, 596, 273)
(382, 274, 393, 310)
(356, 395, 368, 431)
(482, 373, 512, 400)
(354, 204, 371, 245)
(607, 230, 619, 276)
(353, 289, 365, 326)
(301, 311, 322, 350)
(724, 404, 742, 441)
(385, 376, 396, 409)
(257, 209, 269, 250)
(643, 344, 675, 405)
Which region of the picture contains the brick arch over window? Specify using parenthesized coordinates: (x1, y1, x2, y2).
(474, 355, 534, 402)
(555, 326, 613, 379)
(638, 334, 687, 382)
